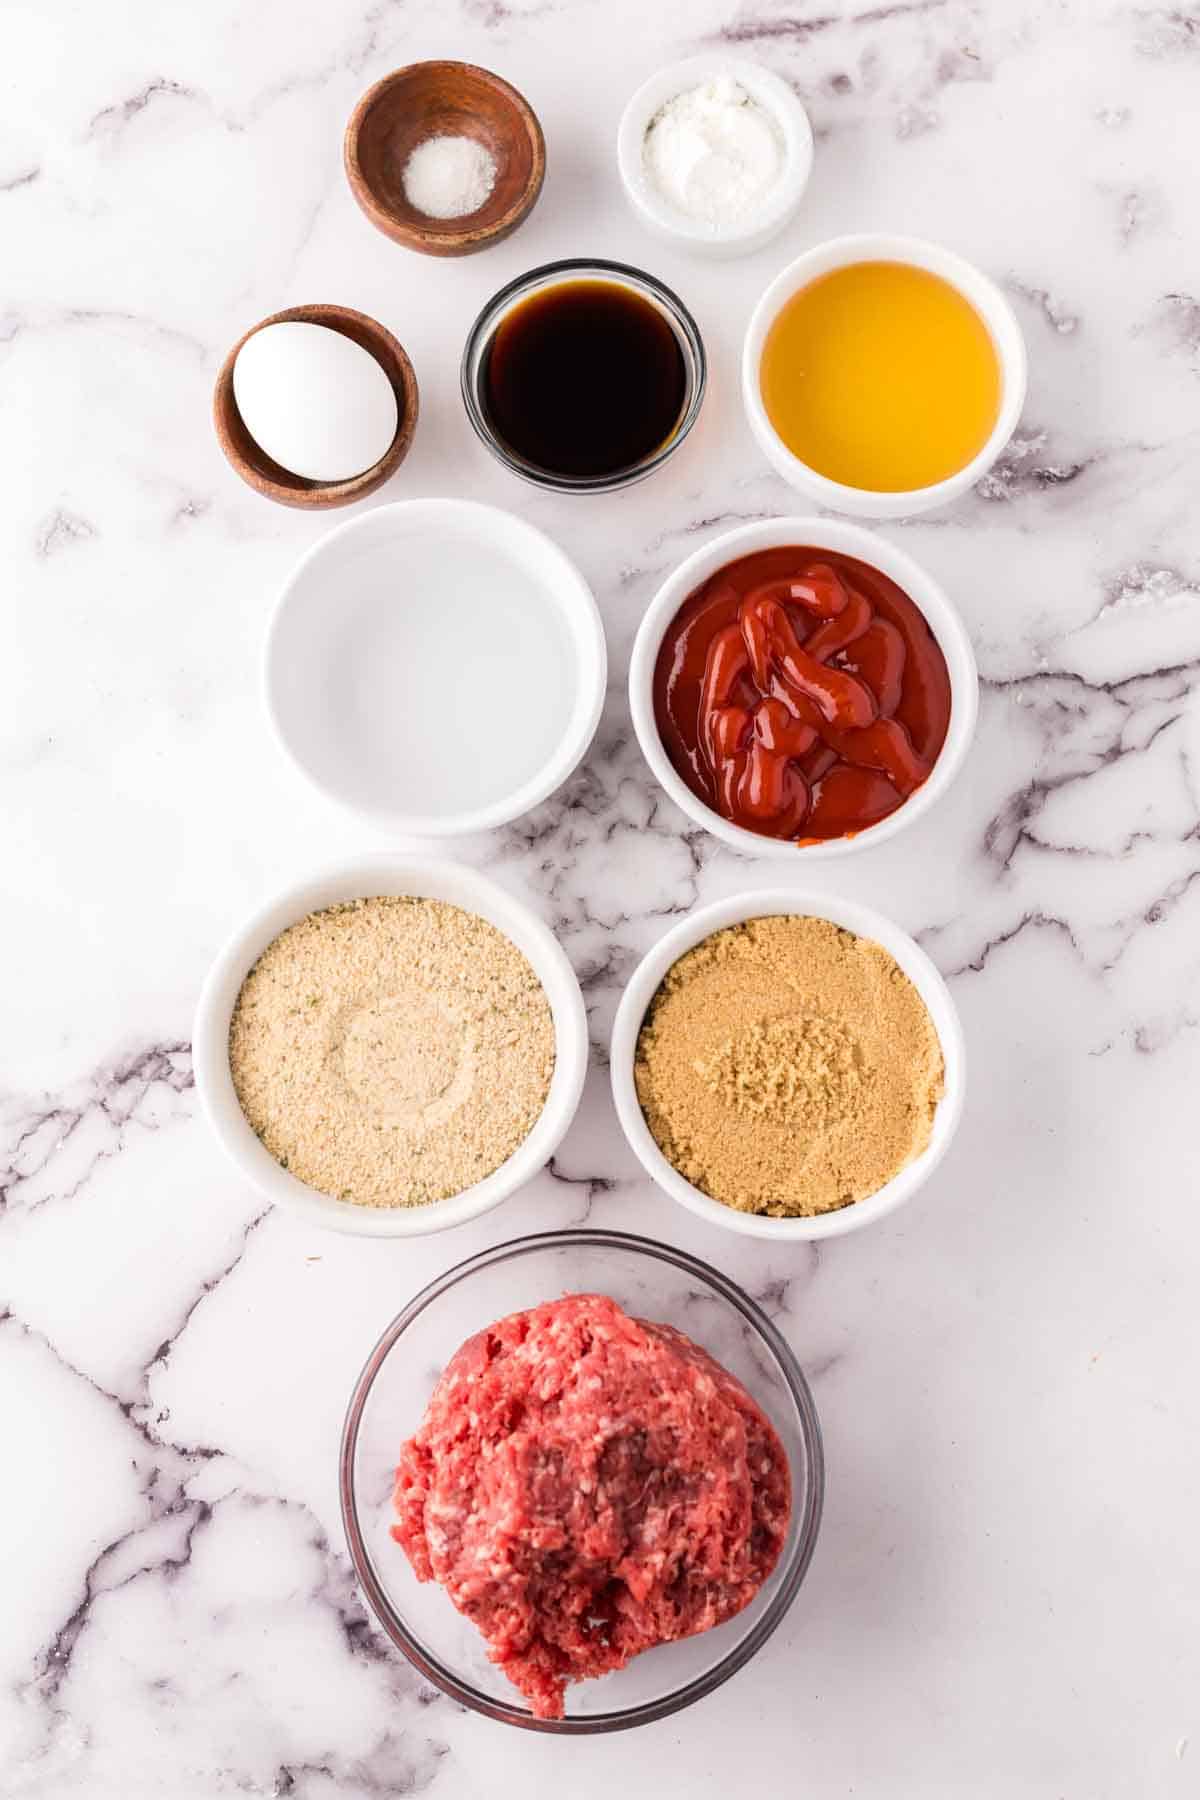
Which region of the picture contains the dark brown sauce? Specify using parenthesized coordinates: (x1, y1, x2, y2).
(482, 279, 687, 480)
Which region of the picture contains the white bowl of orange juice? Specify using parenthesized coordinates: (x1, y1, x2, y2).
(742, 233, 1027, 520)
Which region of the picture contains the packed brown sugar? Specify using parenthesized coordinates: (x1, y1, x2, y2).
(634, 915, 944, 1217)
(228, 896, 554, 1207)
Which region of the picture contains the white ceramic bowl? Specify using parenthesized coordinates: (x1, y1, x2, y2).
(193, 856, 589, 1238)
(265, 499, 606, 835)
(617, 56, 813, 257)
(629, 515, 978, 861)
(742, 233, 1027, 518)
(611, 890, 965, 1242)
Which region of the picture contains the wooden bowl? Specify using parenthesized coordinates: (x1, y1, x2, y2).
(212, 304, 419, 510)
(344, 62, 545, 257)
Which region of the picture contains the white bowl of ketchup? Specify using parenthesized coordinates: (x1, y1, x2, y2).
(628, 515, 977, 861)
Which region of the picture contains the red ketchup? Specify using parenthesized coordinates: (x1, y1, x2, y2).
(653, 547, 952, 843)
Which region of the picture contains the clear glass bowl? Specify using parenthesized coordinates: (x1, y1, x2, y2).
(339, 1227, 824, 1733)
(460, 258, 707, 494)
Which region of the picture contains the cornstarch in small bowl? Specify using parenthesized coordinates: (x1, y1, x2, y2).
(634, 915, 944, 1219)
(642, 76, 784, 230)
(228, 896, 554, 1207)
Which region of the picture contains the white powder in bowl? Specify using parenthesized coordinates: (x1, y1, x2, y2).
(402, 134, 497, 220)
(642, 75, 784, 230)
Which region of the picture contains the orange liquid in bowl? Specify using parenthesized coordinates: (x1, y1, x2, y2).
(760, 261, 1002, 493)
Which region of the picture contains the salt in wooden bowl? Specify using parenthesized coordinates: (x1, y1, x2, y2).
(344, 61, 545, 257)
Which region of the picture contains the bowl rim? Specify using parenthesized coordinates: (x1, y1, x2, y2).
(616, 54, 814, 253)
(609, 890, 966, 1241)
(263, 496, 607, 836)
(192, 856, 589, 1239)
(627, 514, 978, 860)
(741, 231, 1028, 518)
(339, 1225, 825, 1731)
(343, 59, 545, 254)
(460, 257, 707, 494)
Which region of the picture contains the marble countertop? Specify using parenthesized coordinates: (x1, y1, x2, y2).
(3, 0, 1199, 1794)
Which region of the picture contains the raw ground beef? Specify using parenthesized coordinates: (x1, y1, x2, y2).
(391, 1292, 792, 1718)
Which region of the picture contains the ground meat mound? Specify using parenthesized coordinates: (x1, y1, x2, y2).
(391, 1292, 792, 1718)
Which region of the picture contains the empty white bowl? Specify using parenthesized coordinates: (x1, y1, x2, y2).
(628, 515, 978, 861)
(617, 56, 813, 257)
(742, 233, 1027, 518)
(265, 499, 606, 835)
(610, 889, 965, 1242)
(193, 856, 589, 1238)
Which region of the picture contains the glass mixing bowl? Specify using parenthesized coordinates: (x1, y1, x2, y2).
(339, 1227, 824, 1732)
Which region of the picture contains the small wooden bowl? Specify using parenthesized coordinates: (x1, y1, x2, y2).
(213, 304, 419, 510)
(344, 61, 545, 257)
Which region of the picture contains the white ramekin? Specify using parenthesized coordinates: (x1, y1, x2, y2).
(193, 857, 589, 1238)
(610, 889, 965, 1242)
(264, 499, 606, 836)
(742, 233, 1027, 518)
(617, 56, 814, 257)
(628, 515, 978, 861)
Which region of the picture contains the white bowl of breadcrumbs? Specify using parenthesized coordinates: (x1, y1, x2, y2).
(194, 858, 589, 1236)
(610, 889, 965, 1241)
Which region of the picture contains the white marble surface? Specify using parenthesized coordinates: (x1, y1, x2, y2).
(2, 0, 1199, 1794)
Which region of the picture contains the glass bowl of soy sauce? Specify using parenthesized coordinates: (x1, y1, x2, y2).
(462, 258, 706, 493)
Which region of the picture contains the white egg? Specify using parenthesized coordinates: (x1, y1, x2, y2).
(232, 321, 399, 483)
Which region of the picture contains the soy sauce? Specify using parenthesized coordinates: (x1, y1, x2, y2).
(482, 279, 687, 480)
